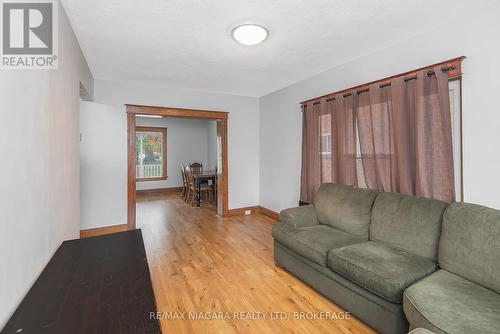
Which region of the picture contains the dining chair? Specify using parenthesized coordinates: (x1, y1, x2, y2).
(180, 164, 187, 200)
(213, 165, 218, 205)
(185, 165, 212, 206)
(184, 166, 194, 204)
(190, 162, 209, 187)
(190, 162, 203, 173)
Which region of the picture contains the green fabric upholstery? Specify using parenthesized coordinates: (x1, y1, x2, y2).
(328, 241, 437, 303)
(403, 269, 500, 334)
(273, 186, 500, 334)
(407, 328, 437, 334)
(272, 223, 364, 266)
(275, 241, 409, 334)
(439, 202, 500, 294)
(279, 205, 319, 228)
(314, 183, 378, 237)
(370, 192, 448, 260)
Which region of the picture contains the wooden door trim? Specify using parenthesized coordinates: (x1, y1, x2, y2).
(127, 112, 136, 230)
(127, 104, 228, 119)
(216, 119, 229, 217)
(126, 105, 229, 230)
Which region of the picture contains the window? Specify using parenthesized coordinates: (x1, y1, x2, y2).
(353, 80, 462, 198)
(301, 58, 465, 204)
(320, 133, 331, 155)
(319, 114, 332, 182)
(135, 127, 167, 181)
(355, 125, 367, 189)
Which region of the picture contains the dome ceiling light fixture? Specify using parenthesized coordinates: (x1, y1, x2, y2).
(232, 24, 269, 46)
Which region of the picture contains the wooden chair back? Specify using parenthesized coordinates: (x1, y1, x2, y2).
(185, 166, 195, 187)
(180, 164, 186, 184)
(190, 162, 203, 173)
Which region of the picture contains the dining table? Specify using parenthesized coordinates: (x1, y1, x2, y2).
(192, 170, 216, 206)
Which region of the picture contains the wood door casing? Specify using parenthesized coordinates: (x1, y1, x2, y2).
(126, 105, 229, 229)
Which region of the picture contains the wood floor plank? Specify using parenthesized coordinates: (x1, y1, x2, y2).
(137, 193, 376, 334)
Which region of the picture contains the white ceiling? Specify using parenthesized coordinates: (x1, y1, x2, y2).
(62, 0, 495, 97)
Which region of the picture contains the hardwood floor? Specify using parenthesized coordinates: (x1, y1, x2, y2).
(137, 193, 375, 334)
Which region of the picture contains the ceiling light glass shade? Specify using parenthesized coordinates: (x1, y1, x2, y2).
(232, 24, 268, 46)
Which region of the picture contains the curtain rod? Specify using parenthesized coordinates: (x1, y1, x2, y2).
(301, 56, 465, 107)
(309, 66, 456, 105)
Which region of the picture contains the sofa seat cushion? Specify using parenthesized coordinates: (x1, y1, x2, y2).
(403, 269, 500, 334)
(272, 223, 364, 266)
(408, 329, 437, 334)
(327, 241, 437, 303)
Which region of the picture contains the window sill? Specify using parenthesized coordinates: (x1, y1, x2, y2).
(137, 176, 168, 182)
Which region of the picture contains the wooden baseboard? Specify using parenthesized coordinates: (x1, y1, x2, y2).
(80, 224, 128, 239)
(225, 205, 279, 221)
(136, 186, 183, 196)
(227, 206, 260, 217)
(258, 206, 279, 221)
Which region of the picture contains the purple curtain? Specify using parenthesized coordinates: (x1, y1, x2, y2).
(300, 102, 320, 203)
(357, 66, 455, 202)
(333, 94, 358, 186)
(301, 65, 456, 203)
(300, 96, 358, 203)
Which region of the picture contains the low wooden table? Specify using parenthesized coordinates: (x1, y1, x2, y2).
(192, 170, 216, 207)
(1, 230, 161, 334)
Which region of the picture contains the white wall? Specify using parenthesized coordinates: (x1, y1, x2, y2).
(0, 2, 93, 328)
(79, 111, 218, 229)
(135, 117, 211, 190)
(80, 102, 126, 230)
(207, 121, 218, 171)
(93, 80, 260, 209)
(259, 2, 500, 212)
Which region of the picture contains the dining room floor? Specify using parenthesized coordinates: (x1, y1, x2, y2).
(136, 192, 375, 334)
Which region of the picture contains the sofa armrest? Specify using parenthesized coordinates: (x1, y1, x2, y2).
(279, 205, 319, 228)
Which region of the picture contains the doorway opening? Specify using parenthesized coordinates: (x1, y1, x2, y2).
(126, 104, 229, 230)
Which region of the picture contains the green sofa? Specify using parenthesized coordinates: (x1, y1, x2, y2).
(272, 183, 500, 334)
(403, 202, 500, 333)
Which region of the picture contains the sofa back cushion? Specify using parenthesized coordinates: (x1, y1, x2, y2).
(313, 183, 378, 238)
(370, 192, 448, 260)
(439, 202, 500, 294)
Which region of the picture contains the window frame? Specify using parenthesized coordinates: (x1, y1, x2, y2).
(448, 78, 463, 201)
(135, 126, 167, 182)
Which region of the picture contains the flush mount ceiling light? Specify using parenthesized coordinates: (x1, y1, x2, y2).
(232, 24, 268, 46)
